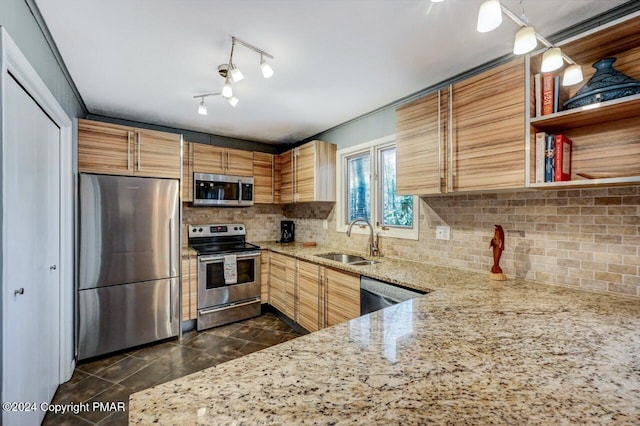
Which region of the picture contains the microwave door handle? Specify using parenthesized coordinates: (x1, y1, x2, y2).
(238, 180, 242, 204)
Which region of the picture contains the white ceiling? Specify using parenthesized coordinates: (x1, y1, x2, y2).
(35, 0, 628, 144)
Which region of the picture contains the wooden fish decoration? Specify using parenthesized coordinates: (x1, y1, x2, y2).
(489, 224, 507, 280)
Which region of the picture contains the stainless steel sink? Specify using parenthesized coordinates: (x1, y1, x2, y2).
(314, 253, 380, 266)
(348, 260, 380, 266)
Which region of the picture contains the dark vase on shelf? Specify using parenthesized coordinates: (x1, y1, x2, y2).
(563, 57, 640, 110)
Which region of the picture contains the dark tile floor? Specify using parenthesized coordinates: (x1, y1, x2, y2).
(42, 312, 305, 425)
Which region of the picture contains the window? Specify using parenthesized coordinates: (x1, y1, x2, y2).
(337, 135, 419, 240)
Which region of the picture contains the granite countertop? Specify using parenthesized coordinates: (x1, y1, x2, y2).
(131, 243, 640, 424)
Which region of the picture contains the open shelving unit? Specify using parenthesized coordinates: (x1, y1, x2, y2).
(526, 13, 640, 189)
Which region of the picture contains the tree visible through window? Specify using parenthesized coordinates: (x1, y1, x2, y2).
(380, 147, 413, 227)
(344, 145, 412, 228)
(347, 152, 370, 222)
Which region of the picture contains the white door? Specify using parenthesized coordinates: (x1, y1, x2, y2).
(2, 74, 61, 425)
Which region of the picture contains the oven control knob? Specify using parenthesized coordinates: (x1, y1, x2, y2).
(239, 226, 243, 230)
(234, 226, 238, 231)
(198, 228, 203, 232)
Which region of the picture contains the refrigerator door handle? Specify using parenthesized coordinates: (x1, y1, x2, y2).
(169, 218, 175, 276)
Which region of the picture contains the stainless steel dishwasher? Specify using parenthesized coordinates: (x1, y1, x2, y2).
(360, 276, 426, 315)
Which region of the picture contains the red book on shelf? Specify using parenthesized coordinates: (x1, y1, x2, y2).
(554, 134, 573, 181)
(542, 73, 554, 116)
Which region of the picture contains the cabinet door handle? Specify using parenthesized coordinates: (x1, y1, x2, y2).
(437, 90, 442, 194)
(137, 132, 142, 171)
(227, 152, 230, 171)
(220, 152, 224, 171)
(127, 131, 133, 170)
(448, 84, 453, 193)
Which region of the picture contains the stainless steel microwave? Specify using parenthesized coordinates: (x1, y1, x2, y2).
(193, 173, 254, 206)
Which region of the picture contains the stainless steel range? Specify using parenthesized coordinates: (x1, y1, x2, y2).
(188, 223, 261, 331)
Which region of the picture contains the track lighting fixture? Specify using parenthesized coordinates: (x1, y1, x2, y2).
(191, 36, 274, 112)
(218, 37, 274, 94)
(475, 0, 583, 86)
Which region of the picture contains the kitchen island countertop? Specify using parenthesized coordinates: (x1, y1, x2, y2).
(130, 242, 640, 424)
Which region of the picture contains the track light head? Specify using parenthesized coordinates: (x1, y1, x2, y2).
(477, 0, 502, 33)
(513, 26, 537, 55)
(222, 78, 233, 98)
(541, 47, 564, 72)
(229, 65, 244, 83)
(260, 55, 274, 79)
(198, 98, 207, 115)
(227, 96, 239, 107)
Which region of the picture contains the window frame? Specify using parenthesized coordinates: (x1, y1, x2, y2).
(336, 135, 419, 241)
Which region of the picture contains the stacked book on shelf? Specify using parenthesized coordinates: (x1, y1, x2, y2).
(534, 73, 561, 117)
(535, 132, 573, 183)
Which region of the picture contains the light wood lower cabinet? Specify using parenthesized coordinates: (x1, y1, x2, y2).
(181, 252, 197, 321)
(269, 252, 296, 319)
(260, 250, 269, 303)
(296, 260, 323, 332)
(267, 252, 360, 331)
(325, 268, 360, 327)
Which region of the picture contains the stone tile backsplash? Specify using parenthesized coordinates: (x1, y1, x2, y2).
(292, 186, 640, 298)
(182, 186, 640, 298)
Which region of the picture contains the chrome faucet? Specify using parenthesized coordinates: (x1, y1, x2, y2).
(347, 217, 380, 257)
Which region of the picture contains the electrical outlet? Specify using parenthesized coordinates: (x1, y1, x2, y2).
(323, 220, 328, 230)
(436, 225, 450, 240)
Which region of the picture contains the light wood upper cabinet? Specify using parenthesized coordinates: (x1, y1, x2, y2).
(181, 251, 197, 321)
(78, 119, 181, 179)
(277, 149, 294, 204)
(276, 140, 336, 203)
(182, 141, 194, 202)
(135, 128, 181, 179)
(325, 268, 360, 327)
(269, 252, 296, 319)
(451, 57, 525, 191)
(253, 152, 275, 203)
(193, 144, 253, 177)
(396, 90, 448, 195)
(296, 260, 322, 332)
(193, 144, 226, 175)
(227, 148, 254, 176)
(395, 58, 525, 195)
(78, 119, 132, 175)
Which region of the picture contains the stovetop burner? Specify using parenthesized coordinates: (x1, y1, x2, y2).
(189, 241, 260, 255)
(187, 223, 260, 255)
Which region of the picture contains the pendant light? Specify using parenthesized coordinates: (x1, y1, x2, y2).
(477, 0, 503, 33)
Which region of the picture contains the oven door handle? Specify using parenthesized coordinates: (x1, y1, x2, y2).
(198, 253, 260, 263)
(199, 297, 260, 315)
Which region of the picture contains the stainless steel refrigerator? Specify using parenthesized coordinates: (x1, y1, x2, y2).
(77, 173, 180, 360)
